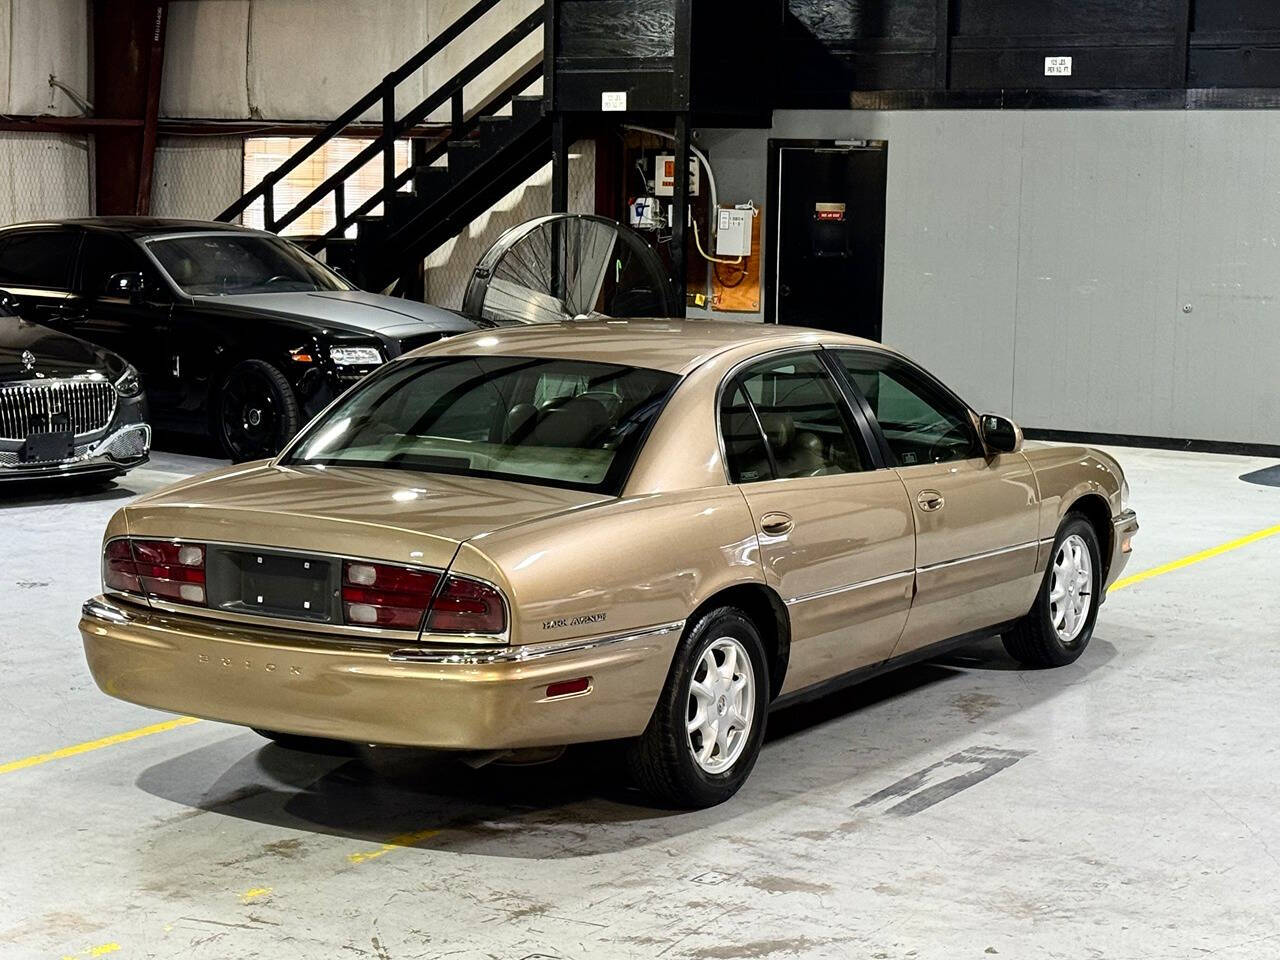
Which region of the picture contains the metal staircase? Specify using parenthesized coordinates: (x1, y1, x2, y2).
(216, 0, 548, 295)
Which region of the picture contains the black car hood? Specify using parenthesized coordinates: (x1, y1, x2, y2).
(193, 290, 479, 340)
(0, 317, 127, 382)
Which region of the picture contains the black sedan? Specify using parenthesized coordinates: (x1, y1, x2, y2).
(0, 218, 480, 461)
(0, 298, 149, 483)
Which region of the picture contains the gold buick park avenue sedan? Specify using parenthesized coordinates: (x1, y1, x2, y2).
(80, 321, 1138, 808)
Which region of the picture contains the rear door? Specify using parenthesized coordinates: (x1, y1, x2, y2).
(720, 350, 915, 695)
(830, 349, 1041, 654)
(0, 228, 82, 324)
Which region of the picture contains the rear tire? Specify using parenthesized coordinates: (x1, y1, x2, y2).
(1003, 514, 1102, 668)
(626, 606, 769, 808)
(214, 359, 301, 463)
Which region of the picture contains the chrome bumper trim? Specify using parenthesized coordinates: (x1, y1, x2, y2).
(80, 597, 685, 667)
(0, 423, 150, 478)
(387, 620, 687, 664)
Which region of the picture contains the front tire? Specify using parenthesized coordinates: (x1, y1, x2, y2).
(1003, 514, 1102, 667)
(626, 607, 769, 808)
(214, 359, 301, 463)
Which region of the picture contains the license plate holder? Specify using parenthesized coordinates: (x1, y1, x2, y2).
(206, 549, 336, 623)
(20, 429, 74, 463)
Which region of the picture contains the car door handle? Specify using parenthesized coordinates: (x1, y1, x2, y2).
(916, 490, 945, 512)
(760, 512, 794, 536)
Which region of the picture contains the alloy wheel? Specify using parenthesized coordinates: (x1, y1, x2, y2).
(686, 636, 756, 774)
(1050, 533, 1093, 644)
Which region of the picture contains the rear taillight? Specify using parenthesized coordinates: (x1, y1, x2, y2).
(340, 562, 506, 635)
(104, 538, 206, 605)
(341, 561, 440, 629)
(425, 575, 507, 635)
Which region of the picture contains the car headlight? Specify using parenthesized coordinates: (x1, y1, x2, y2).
(114, 364, 142, 397)
(329, 346, 384, 367)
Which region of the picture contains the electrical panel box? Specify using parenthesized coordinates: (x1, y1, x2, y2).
(716, 207, 753, 257)
(654, 155, 700, 197)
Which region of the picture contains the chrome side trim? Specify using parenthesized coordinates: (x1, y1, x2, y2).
(387, 620, 687, 664)
(784, 570, 913, 607)
(915, 540, 1039, 573)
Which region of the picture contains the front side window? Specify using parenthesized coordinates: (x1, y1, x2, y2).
(145, 233, 351, 296)
(285, 355, 678, 494)
(835, 351, 979, 465)
(0, 230, 79, 289)
(720, 352, 866, 482)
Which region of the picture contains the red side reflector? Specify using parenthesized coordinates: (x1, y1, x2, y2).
(545, 677, 591, 698)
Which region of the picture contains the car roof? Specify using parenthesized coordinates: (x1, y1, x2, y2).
(419, 318, 884, 374)
(0, 217, 269, 239)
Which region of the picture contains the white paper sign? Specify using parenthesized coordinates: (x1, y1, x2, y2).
(601, 90, 627, 111)
(1044, 56, 1073, 77)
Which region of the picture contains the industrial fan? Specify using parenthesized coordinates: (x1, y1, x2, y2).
(461, 214, 675, 325)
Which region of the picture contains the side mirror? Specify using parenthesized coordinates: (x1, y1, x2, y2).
(107, 271, 147, 301)
(980, 413, 1023, 454)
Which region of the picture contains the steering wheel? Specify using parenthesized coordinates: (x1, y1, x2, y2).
(926, 424, 969, 464)
(263, 275, 292, 286)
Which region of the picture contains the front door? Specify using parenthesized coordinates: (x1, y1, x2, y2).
(720, 350, 914, 696)
(72, 232, 181, 419)
(767, 141, 887, 339)
(831, 349, 1042, 653)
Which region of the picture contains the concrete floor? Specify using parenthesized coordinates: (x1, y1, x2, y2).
(2, 444, 1279, 960)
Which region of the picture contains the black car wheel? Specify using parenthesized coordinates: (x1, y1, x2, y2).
(215, 359, 301, 463)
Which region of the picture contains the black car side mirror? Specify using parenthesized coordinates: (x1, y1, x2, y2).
(980, 413, 1023, 454)
(107, 271, 148, 301)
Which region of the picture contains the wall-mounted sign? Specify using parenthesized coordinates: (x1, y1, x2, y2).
(1044, 56, 1073, 77)
(814, 202, 846, 222)
(601, 90, 627, 111)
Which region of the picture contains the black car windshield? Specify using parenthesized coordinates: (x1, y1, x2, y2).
(283, 355, 679, 494)
(145, 233, 351, 296)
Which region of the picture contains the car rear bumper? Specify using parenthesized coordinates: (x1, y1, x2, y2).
(0, 423, 150, 481)
(1106, 508, 1139, 590)
(79, 596, 680, 750)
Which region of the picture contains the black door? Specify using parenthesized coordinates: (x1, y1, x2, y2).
(767, 141, 888, 339)
(72, 232, 184, 420)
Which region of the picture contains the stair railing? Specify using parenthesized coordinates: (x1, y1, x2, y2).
(217, 0, 544, 242)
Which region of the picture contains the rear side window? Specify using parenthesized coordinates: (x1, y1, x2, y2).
(720, 384, 774, 483)
(720, 351, 867, 482)
(0, 231, 79, 289)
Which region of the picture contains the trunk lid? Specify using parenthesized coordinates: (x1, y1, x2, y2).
(123, 461, 609, 574)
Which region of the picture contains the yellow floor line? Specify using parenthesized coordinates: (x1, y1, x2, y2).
(0, 716, 200, 776)
(347, 827, 442, 865)
(1111, 522, 1280, 592)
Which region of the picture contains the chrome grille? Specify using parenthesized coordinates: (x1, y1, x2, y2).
(0, 380, 117, 441)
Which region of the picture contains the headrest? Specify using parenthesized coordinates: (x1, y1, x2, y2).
(756, 412, 794, 450)
(529, 396, 610, 448)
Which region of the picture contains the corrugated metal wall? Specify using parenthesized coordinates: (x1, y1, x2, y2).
(694, 109, 1280, 446)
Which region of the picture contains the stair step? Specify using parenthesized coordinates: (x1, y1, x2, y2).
(477, 115, 514, 149)
(412, 164, 449, 200)
(446, 139, 484, 178)
(511, 94, 544, 124)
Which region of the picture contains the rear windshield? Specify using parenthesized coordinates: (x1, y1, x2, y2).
(283, 355, 679, 494)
